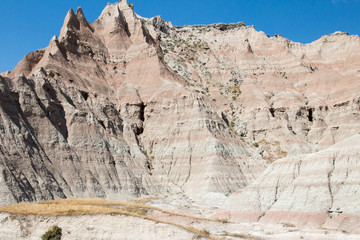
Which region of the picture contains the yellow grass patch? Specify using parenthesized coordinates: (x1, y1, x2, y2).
(130, 196, 159, 204)
(30, 198, 218, 222)
(0, 198, 231, 240)
(0, 201, 129, 217)
(228, 85, 241, 94)
(224, 231, 265, 240)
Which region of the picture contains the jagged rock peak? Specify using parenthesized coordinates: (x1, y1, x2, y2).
(59, 6, 94, 38)
(76, 7, 94, 32)
(76, 7, 87, 23)
(97, 2, 128, 25)
(99, 0, 133, 19)
(60, 8, 79, 34)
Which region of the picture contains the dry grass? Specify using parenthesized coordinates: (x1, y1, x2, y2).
(223, 231, 265, 240)
(259, 140, 287, 163)
(0, 198, 231, 240)
(228, 85, 241, 94)
(130, 196, 159, 204)
(41, 198, 220, 222)
(0, 201, 129, 217)
(215, 218, 229, 223)
(186, 226, 210, 238)
(121, 206, 148, 216)
(0, 198, 151, 217)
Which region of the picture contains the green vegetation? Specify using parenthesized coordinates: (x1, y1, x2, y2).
(42, 225, 62, 240)
(282, 222, 296, 228)
(201, 228, 211, 236)
(79, 112, 87, 117)
(215, 218, 229, 223)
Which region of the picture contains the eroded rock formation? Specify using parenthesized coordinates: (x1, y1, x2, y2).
(0, 0, 359, 232)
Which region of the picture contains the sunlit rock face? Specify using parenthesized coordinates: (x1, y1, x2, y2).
(219, 134, 360, 233)
(1, 0, 360, 232)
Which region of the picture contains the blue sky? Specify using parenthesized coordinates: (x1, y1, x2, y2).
(0, 0, 359, 73)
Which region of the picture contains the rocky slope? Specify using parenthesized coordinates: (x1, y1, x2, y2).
(0, 0, 265, 205)
(148, 17, 360, 159)
(1, 0, 360, 234)
(218, 134, 360, 233)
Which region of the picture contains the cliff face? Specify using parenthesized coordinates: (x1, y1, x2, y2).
(1, 0, 360, 231)
(0, 1, 265, 205)
(219, 134, 360, 232)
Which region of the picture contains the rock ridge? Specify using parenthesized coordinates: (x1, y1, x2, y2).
(0, 0, 359, 234)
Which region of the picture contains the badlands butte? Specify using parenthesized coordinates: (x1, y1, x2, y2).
(1, 0, 360, 239)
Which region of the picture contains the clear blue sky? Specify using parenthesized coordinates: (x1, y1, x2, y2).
(1, 0, 359, 73)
